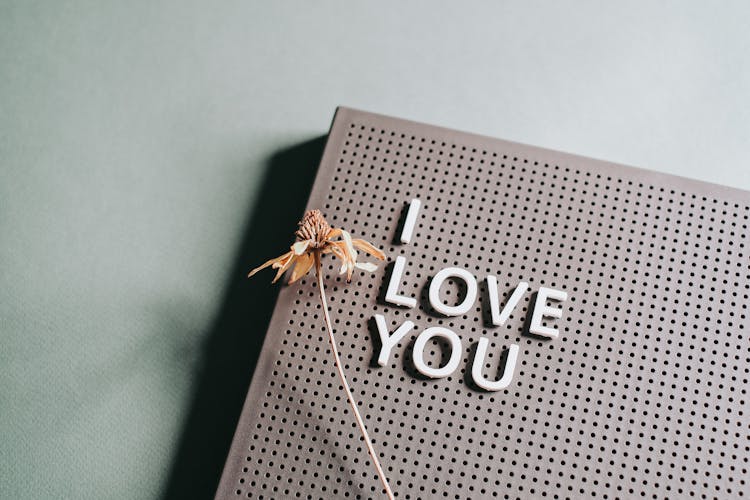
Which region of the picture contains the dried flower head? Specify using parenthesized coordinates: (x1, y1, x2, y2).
(248, 209, 385, 283)
(247, 208, 394, 498)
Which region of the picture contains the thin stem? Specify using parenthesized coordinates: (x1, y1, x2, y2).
(314, 250, 394, 500)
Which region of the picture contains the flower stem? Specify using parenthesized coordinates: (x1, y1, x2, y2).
(313, 250, 394, 499)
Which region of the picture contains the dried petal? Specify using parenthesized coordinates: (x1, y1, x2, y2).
(339, 229, 357, 258)
(328, 243, 355, 280)
(327, 242, 348, 267)
(292, 240, 311, 255)
(352, 238, 385, 260)
(288, 253, 314, 283)
(354, 261, 378, 272)
(272, 253, 297, 283)
(339, 229, 357, 281)
(248, 251, 293, 278)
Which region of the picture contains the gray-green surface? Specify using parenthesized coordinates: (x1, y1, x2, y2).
(1, 2, 748, 499)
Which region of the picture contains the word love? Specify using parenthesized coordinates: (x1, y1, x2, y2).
(385, 257, 568, 337)
(376, 256, 567, 391)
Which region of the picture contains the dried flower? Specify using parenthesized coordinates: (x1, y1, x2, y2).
(248, 209, 393, 499)
(248, 209, 385, 284)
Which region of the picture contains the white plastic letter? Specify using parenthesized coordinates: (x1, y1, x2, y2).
(412, 327, 462, 378)
(529, 286, 568, 338)
(374, 314, 415, 367)
(400, 198, 421, 244)
(429, 267, 478, 316)
(471, 338, 519, 391)
(385, 255, 417, 308)
(487, 276, 529, 326)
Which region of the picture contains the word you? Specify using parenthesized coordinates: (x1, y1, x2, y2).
(374, 199, 568, 391)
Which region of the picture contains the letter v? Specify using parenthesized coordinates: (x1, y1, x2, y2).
(486, 276, 529, 326)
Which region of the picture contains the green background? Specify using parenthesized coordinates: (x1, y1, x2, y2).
(2, 2, 749, 498)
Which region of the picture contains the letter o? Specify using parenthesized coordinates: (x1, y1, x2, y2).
(412, 327, 462, 379)
(428, 267, 478, 316)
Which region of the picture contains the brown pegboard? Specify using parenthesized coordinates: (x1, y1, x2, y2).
(216, 107, 750, 499)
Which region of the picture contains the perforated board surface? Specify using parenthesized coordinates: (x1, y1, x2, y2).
(216, 107, 750, 499)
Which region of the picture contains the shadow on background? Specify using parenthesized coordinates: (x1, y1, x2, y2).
(163, 136, 326, 500)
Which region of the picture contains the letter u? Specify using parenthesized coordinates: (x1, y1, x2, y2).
(471, 338, 519, 391)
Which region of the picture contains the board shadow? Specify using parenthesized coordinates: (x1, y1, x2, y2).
(162, 136, 326, 500)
